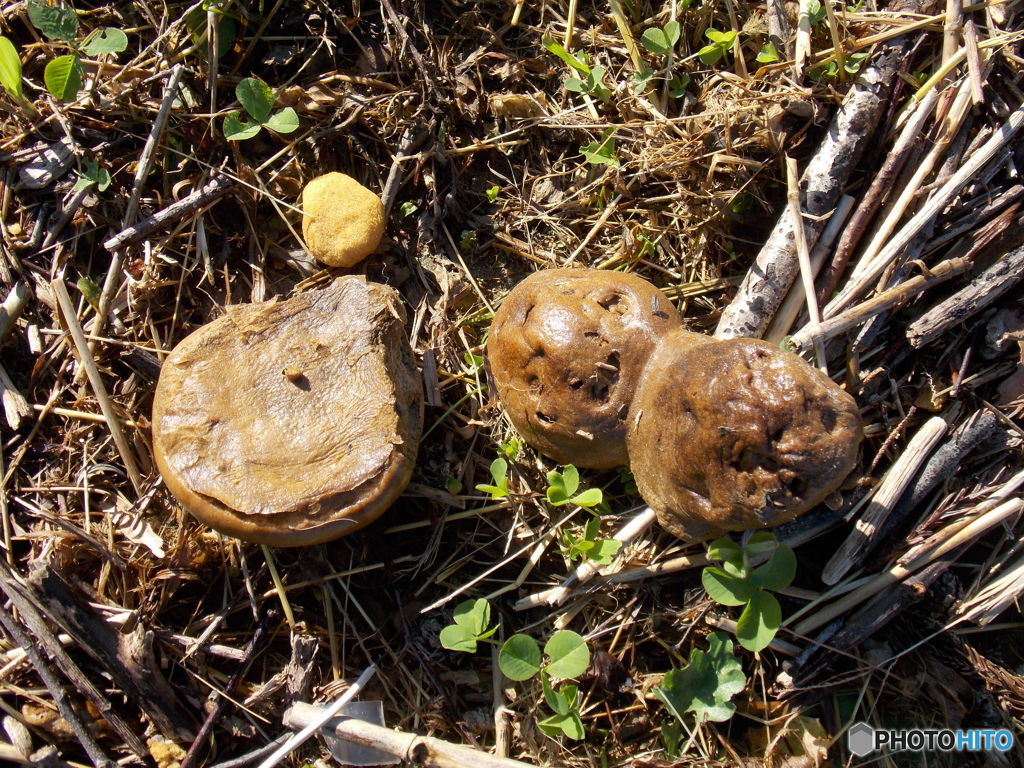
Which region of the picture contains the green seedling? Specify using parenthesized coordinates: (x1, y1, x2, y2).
(398, 201, 418, 217)
(809, 51, 869, 81)
(438, 598, 497, 653)
(546, 465, 602, 507)
(462, 351, 484, 374)
(445, 476, 463, 495)
(660, 719, 685, 759)
(27, 0, 128, 102)
(561, 516, 621, 566)
(697, 28, 737, 66)
(640, 21, 680, 57)
(500, 629, 591, 740)
(702, 532, 796, 652)
(539, 678, 583, 739)
(543, 35, 611, 103)
(804, 0, 827, 27)
(223, 77, 299, 140)
(76, 275, 101, 311)
(475, 458, 509, 500)
(486, 184, 500, 203)
(655, 631, 746, 725)
(439, 599, 593, 741)
(580, 128, 619, 167)
(0, 37, 24, 103)
(498, 437, 520, 460)
(459, 230, 478, 252)
(756, 41, 781, 64)
(73, 158, 110, 192)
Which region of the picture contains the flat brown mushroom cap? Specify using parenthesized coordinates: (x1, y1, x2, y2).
(487, 268, 687, 469)
(152, 276, 422, 546)
(301, 172, 386, 267)
(628, 333, 863, 542)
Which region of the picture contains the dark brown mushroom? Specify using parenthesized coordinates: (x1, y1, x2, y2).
(152, 276, 422, 546)
(627, 332, 863, 542)
(486, 268, 687, 469)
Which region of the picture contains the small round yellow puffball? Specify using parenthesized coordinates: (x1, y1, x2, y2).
(301, 172, 386, 267)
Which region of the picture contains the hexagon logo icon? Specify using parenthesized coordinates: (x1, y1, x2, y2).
(848, 722, 875, 757)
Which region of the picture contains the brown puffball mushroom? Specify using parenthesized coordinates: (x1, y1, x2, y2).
(628, 332, 863, 542)
(152, 276, 422, 546)
(301, 172, 386, 267)
(487, 268, 689, 469)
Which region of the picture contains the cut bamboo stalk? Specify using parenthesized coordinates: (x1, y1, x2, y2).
(822, 415, 948, 585)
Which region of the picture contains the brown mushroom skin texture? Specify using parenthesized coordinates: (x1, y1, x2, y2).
(628, 332, 863, 542)
(301, 172, 386, 268)
(487, 268, 689, 469)
(152, 277, 422, 546)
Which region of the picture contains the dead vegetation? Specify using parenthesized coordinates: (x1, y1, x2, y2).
(0, 0, 1023, 766)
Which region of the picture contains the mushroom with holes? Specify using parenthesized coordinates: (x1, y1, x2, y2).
(486, 268, 690, 469)
(627, 331, 863, 543)
(301, 172, 386, 267)
(152, 276, 422, 546)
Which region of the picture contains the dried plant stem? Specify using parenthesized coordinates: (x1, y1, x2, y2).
(609, 0, 644, 72)
(0, 363, 31, 429)
(0, 281, 30, 342)
(822, 415, 948, 585)
(51, 277, 143, 494)
(285, 700, 538, 768)
(943, 0, 963, 65)
(0, 602, 114, 768)
(825, 97, 1024, 317)
(564, 0, 578, 47)
(103, 175, 233, 252)
(840, 82, 972, 291)
(262, 665, 376, 768)
(261, 544, 296, 631)
(715, 23, 908, 339)
(785, 156, 826, 370)
(907, 243, 1024, 347)
(765, 195, 854, 344)
(791, 255, 972, 350)
(817, 89, 939, 302)
(794, 493, 1024, 636)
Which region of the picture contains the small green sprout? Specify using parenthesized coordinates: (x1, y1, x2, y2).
(580, 128, 619, 167)
(697, 28, 737, 66)
(73, 158, 111, 192)
(485, 184, 500, 203)
(640, 21, 681, 57)
(475, 458, 509, 500)
(543, 35, 611, 103)
(398, 201, 418, 217)
(561, 516, 621, 566)
(223, 77, 299, 140)
(27, 0, 127, 102)
(546, 465, 602, 507)
(438, 598, 497, 653)
(702, 532, 796, 652)
(499, 629, 591, 739)
(756, 41, 781, 64)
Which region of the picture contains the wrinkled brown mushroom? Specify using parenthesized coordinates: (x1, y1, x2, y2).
(487, 268, 685, 469)
(301, 172, 386, 267)
(152, 276, 422, 546)
(627, 331, 862, 542)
